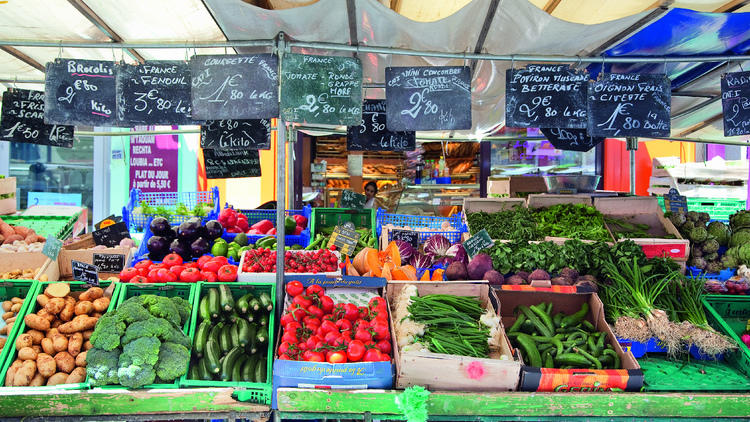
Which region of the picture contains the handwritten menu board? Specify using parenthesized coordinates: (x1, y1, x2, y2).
(117, 61, 194, 125)
(540, 128, 603, 152)
(347, 100, 415, 152)
(129, 128, 178, 192)
(1, 89, 74, 148)
(385, 66, 472, 131)
(506, 64, 588, 128)
(721, 71, 750, 136)
(203, 148, 261, 179)
(587, 73, 671, 138)
(93, 253, 126, 273)
(280, 53, 363, 125)
(44, 59, 117, 126)
(190, 54, 278, 120)
(200, 119, 271, 150)
(340, 189, 367, 209)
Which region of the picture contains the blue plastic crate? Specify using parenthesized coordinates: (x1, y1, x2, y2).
(376, 209, 467, 236)
(385, 229, 463, 246)
(123, 187, 220, 232)
(221, 205, 312, 248)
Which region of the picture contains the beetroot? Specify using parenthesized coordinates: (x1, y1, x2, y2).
(516, 271, 530, 281)
(445, 261, 469, 280)
(529, 269, 550, 281)
(483, 270, 504, 285)
(505, 275, 525, 285)
(467, 253, 494, 280)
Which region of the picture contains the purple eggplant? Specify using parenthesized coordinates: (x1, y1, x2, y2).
(178, 219, 201, 242)
(170, 239, 192, 260)
(149, 217, 172, 237)
(190, 237, 210, 257)
(204, 220, 224, 240)
(147, 235, 170, 260)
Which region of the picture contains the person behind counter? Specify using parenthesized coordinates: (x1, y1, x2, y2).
(364, 181, 378, 209)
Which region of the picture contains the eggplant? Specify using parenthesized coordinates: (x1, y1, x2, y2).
(204, 220, 224, 240)
(170, 239, 192, 260)
(178, 219, 201, 242)
(190, 237, 211, 257)
(147, 235, 170, 260)
(150, 217, 172, 237)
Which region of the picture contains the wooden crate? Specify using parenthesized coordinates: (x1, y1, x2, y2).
(58, 246, 132, 280)
(0, 252, 58, 281)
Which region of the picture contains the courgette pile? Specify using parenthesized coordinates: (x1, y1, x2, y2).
(507, 302, 621, 370)
(188, 285, 273, 383)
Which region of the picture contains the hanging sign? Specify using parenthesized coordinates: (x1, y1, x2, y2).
(385, 66, 472, 131)
(93, 253, 126, 273)
(540, 128, 604, 152)
(280, 53, 363, 125)
(663, 188, 688, 214)
(587, 73, 671, 137)
(340, 189, 367, 209)
(190, 54, 279, 120)
(117, 61, 194, 125)
(129, 128, 179, 192)
(200, 119, 271, 150)
(92, 222, 131, 248)
(505, 64, 588, 129)
(44, 59, 117, 126)
(1, 89, 74, 148)
(391, 229, 419, 249)
(326, 222, 360, 257)
(721, 71, 750, 136)
(203, 148, 261, 179)
(347, 99, 415, 151)
(463, 229, 494, 259)
(71, 260, 99, 286)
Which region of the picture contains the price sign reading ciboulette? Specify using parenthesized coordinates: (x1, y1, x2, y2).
(1, 89, 74, 148)
(347, 99, 415, 152)
(117, 61, 195, 125)
(44, 59, 117, 126)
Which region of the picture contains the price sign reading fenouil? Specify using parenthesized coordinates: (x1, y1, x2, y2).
(71, 260, 99, 286)
(721, 71, 750, 136)
(44, 59, 117, 126)
(587, 73, 671, 138)
(540, 128, 604, 152)
(280, 53, 363, 125)
(117, 61, 194, 125)
(347, 100, 415, 152)
(200, 119, 271, 150)
(1, 89, 74, 148)
(327, 222, 361, 257)
(190, 54, 279, 120)
(385, 66, 472, 131)
(505, 64, 588, 129)
(464, 229, 494, 259)
(340, 189, 367, 209)
(203, 148, 261, 179)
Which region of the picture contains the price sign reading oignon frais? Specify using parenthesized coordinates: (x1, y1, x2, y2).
(44, 59, 117, 126)
(1, 89, 73, 148)
(117, 61, 195, 125)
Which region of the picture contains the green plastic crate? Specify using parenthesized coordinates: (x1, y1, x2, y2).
(0, 280, 38, 372)
(704, 295, 750, 379)
(656, 196, 745, 222)
(180, 281, 274, 405)
(0, 281, 120, 391)
(310, 208, 377, 249)
(2, 215, 80, 240)
(639, 355, 750, 391)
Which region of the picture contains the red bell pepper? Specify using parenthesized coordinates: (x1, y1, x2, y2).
(250, 219, 274, 234)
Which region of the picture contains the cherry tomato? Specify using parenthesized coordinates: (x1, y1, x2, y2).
(280, 312, 295, 327)
(323, 331, 339, 344)
(357, 306, 370, 320)
(369, 297, 387, 311)
(278, 353, 293, 360)
(333, 335, 350, 348)
(285, 321, 302, 333)
(286, 280, 304, 297)
(306, 335, 322, 350)
(346, 340, 365, 362)
(320, 320, 338, 335)
(279, 341, 293, 356)
(281, 332, 298, 344)
(327, 350, 348, 364)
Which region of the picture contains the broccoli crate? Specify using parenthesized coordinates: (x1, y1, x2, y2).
(0, 281, 120, 391)
(91, 283, 196, 390)
(180, 282, 274, 404)
(0, 280, 38, 371)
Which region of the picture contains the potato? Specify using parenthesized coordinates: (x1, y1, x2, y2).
(27, 329, 44, 345)
(36, 294, 49, 308)
(44, 297, 65, 315)
(69, 291, 82, 300)
(79, 287, 103, 302)
(83, 340, 92, 351)
(41, 338, 55, 355)
(13, 360, 36, 386)
(0, 325, 7, 335)
(5, 360, 21, 386)
(15, 333, 32, 350)
(75, 350, 87, 367)
(0, 337, 6, 350)
(31, 345, 41, 354)
(5, 316, 15, 324)
(51, 320, 61, 329)
(54, 352, 75, 373)
(46, 372, 69, 386)
(91, 312, 103, 318)
(59, 302, 75, 322)
(58, 315, 97, 334)
(82, 330, 93, 340)
(18, 346, 37, 361)
(1, 300, 11, 312)
(74, 301, 93, 316)
(29, 372, 45, 387)
(36, 309, 56, 324)
(52, 335, 68, 353)
(10, 303, 21, 313)
(68, 332, 83, 357)
(10, 297, 22, 304)
(36, 353, 56, 378)
(46, 328, 59, 338)
(65, 367, 86, 384)
(2, 311, 14, 320)
(44, 283, 70, 298)
(24, 314, 50, 332)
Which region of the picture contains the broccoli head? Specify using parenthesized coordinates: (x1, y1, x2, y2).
(167, 326, 191, 349)
(86, 348, 121, 386)
(155, 342, 190, 382)
(89, 312, 126, 351)
(117, 299, 152, 324)
(141, 295, 181, 326)
(170, 296, 191, 325)
(122, 336, 161, 367)
(117, 352, 156, 389)
(121, 317, 173, 345)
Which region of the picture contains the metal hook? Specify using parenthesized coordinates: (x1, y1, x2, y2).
(575, 55, 582, 69)
(58, 41, 63, 59)
(12, 75, 17, 89)
(185, 42, 189, 62)
(740, 61, 745, 72)
(663, 57, 668, 75)
(600, 55, 606, 77)
(193, 43, 197, 60)
(510, 55, 515, 70)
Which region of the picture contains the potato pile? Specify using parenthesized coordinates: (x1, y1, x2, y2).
(0, 296, 25, 352)
(0, 269, 46, 281)
(4, 283, 110, 387)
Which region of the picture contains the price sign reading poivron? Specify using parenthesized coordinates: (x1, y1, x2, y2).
(280, 53, 362, 125)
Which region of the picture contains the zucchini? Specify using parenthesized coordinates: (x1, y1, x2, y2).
(198, 295, 211, 321)
(204, 339, 222, 374)
(230, 322, 240, 349)
(208, 321, 224, 347)
(193, 320, 212, 357)
(255, 325, 268, 345)
(242, 355, 259, 382)
(232, 355, 248, 382)
(198, 357, 213, 380)
(259, 292, 273, 311)
(237, 293, 255, 314)
(561, 303, 589, 328)
(257, 313, 269, 327)
(236, 319, 251, 347)
(207, 288, 220, 319)
(219, 284, 235, 312)
(515, 333, 542, 367)
(220, 324, 233, 354)
(255, 358, 267, 383)
(248, 298, 261, 312)
(188, 362, 200, 380)
(220, 346, 244, 381)
(224, 310, 240, 324)
(246, 324, 258, 354)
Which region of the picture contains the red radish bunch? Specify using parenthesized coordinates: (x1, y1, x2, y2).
(241, 248, 340, 273)
(119, 254, 238, 283)
(218, 208, 249, 234)
(278, 281, 392, 363)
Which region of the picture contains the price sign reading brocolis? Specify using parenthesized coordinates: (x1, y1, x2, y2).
(506, 65, 588, 129)
(326, 222, 361, 257)
(721, 71, 750, 136)
(117, 61, 194, 125)
(463, 229, 494, 259)
(280, 53, 362, 125)
(200, 119, 270, 150)
(44, 59, 117, 126)
(1, 89, 73, 148)
(540, 128, 604, 152)
(347, 99, 415, 152)
(203, 148, 261, 179)
(340, 189, 367, 209)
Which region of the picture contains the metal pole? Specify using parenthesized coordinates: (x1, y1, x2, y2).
(626, 137, 638, 195)
(0, 39, 274, 49)
(287, 127, 295, 211)
(275, 33, 287, 321)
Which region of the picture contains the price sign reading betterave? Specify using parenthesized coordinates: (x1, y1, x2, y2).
(280, 53, 363, 125)
(71, 260, 99, 286)
(117, 61, 194, 125)
(41, 235, 63, 260)
(190, 54, 279, 120)
(391, 229, 419, 249)
(540, 128, 604, 152)
(463, 229, 494, 259)
(44, 59, 117, 126)
(587, 73, 671, 138)
(200, 119, 271, 150)
(347, 100, 415, 152)
(327, 222, 361, 257)
(340, 189, 367, 209)
(1, 89, 73, 148)
(203, 148, 261, 179)
(505, 64, 588, 129)
(92, 222, 130, 248)
(93, 254, 126, 273)
(721, 71, 750, 136)
(385, 66, 472, 131)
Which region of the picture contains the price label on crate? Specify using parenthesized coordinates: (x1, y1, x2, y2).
(463, 229, 494, 259)
(71, 260, 99, 286)
(92, 221, 130, 247)
(93, 253, 126, 273)
(327, 222, 360, 256)
(663, 188, 687, 214)
(42, 235, 63, 260)
(340, 189, 366, 209)
(392, 229, 419, 249)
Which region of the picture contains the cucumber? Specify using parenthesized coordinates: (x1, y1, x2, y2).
(220, 346, 244, 381)
(198, 357, 212, 380)
(207, 288, 220, 319)
(248, 298, 261, 312)
(204, 339, 222, 374)
(224, 310, 240, 324)
(258, 292, 273, 311)
(242, 355, 259, 382)
(246, 324, 258, 354)
(220, 324, 233, 354)
(255, 358, 267, 383)
(257, 313, 269, 327)
(554, 353, 592, 367)
(236, 319, 251, 347)
(232, 355, 248, 382)
(515, 333, 542, 367)
(219, 284, 235, 312)
(209, 321, 224, 347)
(198, 295, 211, 321)
(237, 293, 255, 314)
(255, 325, 268, 345)
(188, 362, 200, 380)
(193, 320, 212, 357)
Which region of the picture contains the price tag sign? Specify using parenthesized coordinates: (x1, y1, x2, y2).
(540, 128, 604, 152)
(203, 148, 261, 179)
(1, 89, 74, 148)
(92, 222, 130, 248)
(340, 190, 367, 209)
(347, 99, 415, 152)
(721, 70, 750, 136)
(392, 229, 419, 249)
(117, 61, 195, 125)
(44, 59, 117, 126)
(72, 260, 99, 286)
(93, 254, 126, 273)
(42, 235, 63, 260)
(463, 229, 495, 259)
(327, 222, 361, 257)
(94, 215, 120, 231)
(663, 188, 688, 214)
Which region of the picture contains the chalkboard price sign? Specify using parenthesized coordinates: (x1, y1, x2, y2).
(721, 71, 750, 136)
(463, 229, 494, 259)
(71, 260, 99, 286)
(190, 54, 279, 120)
(391, 229, 419, 249)
(44, 59, 117, 126)
(280, 53, 363, 125)
(1, 89, 74, 148)
(203, 148, 261, 179)
(117, 61, 194, 125)
(347, 100, 415, 152)
(93, 254, 126, 273)
(340, 189, 367, 209)
(200, 119, 271, 150)
(540, 128, 604, 152)
(587, 73, 671, 137)
(326, 223, 361, 257)
(92, 222, 131, 248)
(506, 64, 588, 129)
(385, 66, 472, 131)
(663, 188, 688, 214)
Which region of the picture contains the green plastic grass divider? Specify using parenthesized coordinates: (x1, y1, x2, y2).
(2, 214, 81, 240)
(310, 208, 377, 249)
(0, 280, 38, 373)
(703, 295, 750, 379)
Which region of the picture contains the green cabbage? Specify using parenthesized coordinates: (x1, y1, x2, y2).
(730, 229, 750, 248)
(689, 227, 708, 243)
(730, 210, 750, 230)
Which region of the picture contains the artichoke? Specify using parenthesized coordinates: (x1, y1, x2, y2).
(706, 262, 722, 274)
(722, 254, 738, 269)
(739, 243, 750, 265)
(669, 212, 687, 228)
(681, 220, 695, 234)
(730, 229, 750, 248)
(691, 245, 704, 258)
(687, 211, 700, 223)
(698, 212, 711, 223)
(704, 252, 719, 262)
(726, 246, 740, 260)
(690, 227, 708, 243)
(689, 256, 707, 270)
(707, 221, 730, 247)
(730, 210, 750, 230)
(702, 238, 720, 254)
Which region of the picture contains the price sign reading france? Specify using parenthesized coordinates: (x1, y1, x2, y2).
(117, 61, 195, 125)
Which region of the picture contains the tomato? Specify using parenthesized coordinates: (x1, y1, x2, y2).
(293, 295, 313, 308)
(280, 312, 295, 327)
(201, 271, 218, 282)
(147, 268, 160, 283)
(285, 280, 305, 297)
(369, 308, 389, 322)
(363, 348, 383, 362)
(346, 340, 365, 362)
(357, 306, 370, 320)
(179, 267, 202, 283)
(303, 316, 321, 329)
(281, 332, 298, 344)
(336, 318, 353, 332)
(343, 303, 359, 322)
(327, 350, 348, 364)
(306, 335, 323, 350)
(320, 320, 338, 335)
(306, 284, 325, 298)
(197, 255, 213, 270)
(369, 297, 387, 311)
(217, 264, 238, 282)
(278, 353, 293, 360)
(130, 275, 148, 283)
(156, 268, 178, 283)
(332, 303, 346, 320)
(370, 321, 389, 341)
(134, 260, 153, 270)
(354, 328, 372, 343)
(319, 295, 335, 313)
(169, 264, 186, 278)
(355, 319, 370, 330)
(279, 341, 293, 356)
(333, 335, 350, 348)
(322, 314, 337, 323)
(202, 260, 223, 274)
(162, 253, 183, 267)
(211, 256, 229, 266)
(119, 267, 139, 283)
(376, 339, 392, 355)
(307, 305, 324, 320)
(285, 321, 302, 333)
(291, 307, 307, 322)
(297, 342, 309, 351)
(323, 331, 339, 344)
(304, 351, 325, 362)
(184, 262, 199, 269)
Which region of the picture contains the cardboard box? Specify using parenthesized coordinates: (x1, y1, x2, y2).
(463, 198, 526, 214)
(58, 246, 133, 279)
(0, 252, 58, 281)
(594, 197, 689, 261)
(488, 176, 547, 198)
(496, 289, 643, 392)
(62, 233, 96, 250)
(0, 178, 16, 215)
(388, 281, 520, 391)
(238, 251, 341, 282)
(527, 194, 593, 208)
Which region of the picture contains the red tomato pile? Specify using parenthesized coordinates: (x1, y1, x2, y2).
(119, 253, 238, 283)
(278, 281, 392, 363)
(241, 248, 340, 274)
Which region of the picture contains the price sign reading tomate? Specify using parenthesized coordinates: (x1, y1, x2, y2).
(1, 89, 74, 148)
(117, 61, 195, 125)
